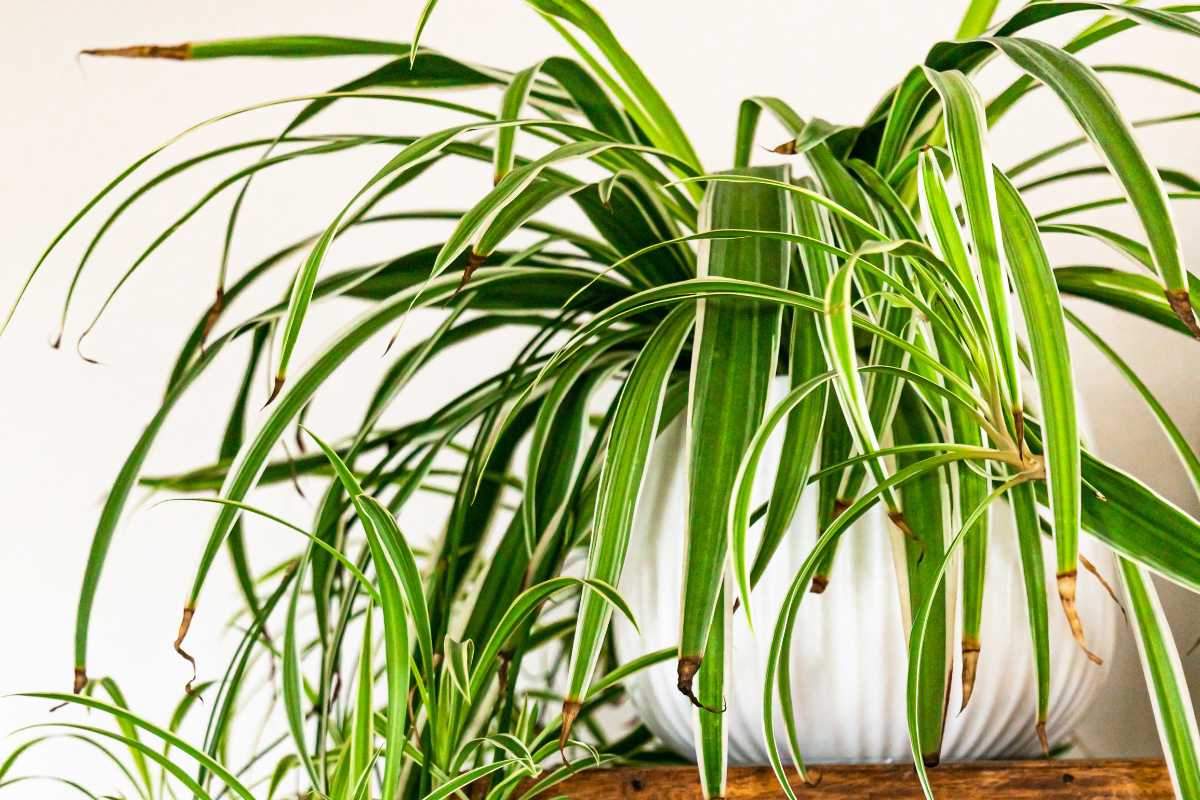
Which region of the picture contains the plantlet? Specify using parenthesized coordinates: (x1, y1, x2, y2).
(7, 1, 1200, 798)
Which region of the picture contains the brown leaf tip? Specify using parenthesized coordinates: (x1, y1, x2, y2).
(1036, 721, 1050, 757)
(960, 637, 981, 712)
(200, 286, 225, 348)
(174, 605, 199, 694)
(456, 250, 488, 294)
(1166, 289, 1200, 340)
(809, 574, 830, 594)
(675, 656, 725, 714)
(1057, 571, 1103, 666)
(559, 699, 581, 765)
(81, 43, 192, 60)
(770, 139, 798, 155)
(263, 375, 285, 408)
(73, 666, 88, 694)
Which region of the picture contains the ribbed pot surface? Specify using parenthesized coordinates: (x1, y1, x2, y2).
(613, 408, 1118, 764)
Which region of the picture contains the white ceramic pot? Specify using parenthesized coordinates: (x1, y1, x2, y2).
(613, 384, 1119, 764)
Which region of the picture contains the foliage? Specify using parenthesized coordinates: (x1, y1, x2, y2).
(7, 1, 1200, 798)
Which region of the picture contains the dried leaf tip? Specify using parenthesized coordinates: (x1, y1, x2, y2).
(1166, 289, 1200, 340)
(1057, 571, 1103, 665)
(676, 656, 725, 713)
(72, 666, 87, 694)
(559, 699, 581, 764)
(263, 375, 285, 408)
(960, 637, 981, 712)
(1036, 721, 1050, 757)
(199, 286, 225, 350)
(174, 605, 199, 694)
(455, 251, 488, 295)
(809, 574, 830, 594)
(81, 43, 192, 60)
(770, 139, 798, 155)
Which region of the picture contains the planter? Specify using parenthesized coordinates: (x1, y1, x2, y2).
(613, 387, 1120, 764)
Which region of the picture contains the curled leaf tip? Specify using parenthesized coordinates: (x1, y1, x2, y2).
(1036, 721, 1050, 757)
(81, 43, 191, 60)
(263, 375, 285, 408)
(1057, 571, 1103, 666)
(960, 637, 981, 712)
(76, 336, 102, 365)
(559, 699, 581, 765)
(1166, 289, 1200, 340)
(72, 666, 87, 694)
(174, 605, 199, 694)
(675, 656, 725, 713)
(770, 139, 798, 155)
(1080, 554, 1126, 622)
(809, 574, 830, 594)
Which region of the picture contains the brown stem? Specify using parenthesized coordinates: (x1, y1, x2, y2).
(960, 636, 981, 712)
(174, 605, 199, 694)
(81, 43, 192, 60)
(1057, 571, 1103, 665)
(1166, 289, 1200, 340)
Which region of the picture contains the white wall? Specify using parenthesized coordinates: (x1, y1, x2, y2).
(3, 1, 1199, 794)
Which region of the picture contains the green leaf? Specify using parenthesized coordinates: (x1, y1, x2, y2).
(562, 304, 694, 722)
(993, 170, 1093, 661)
(526, 0, 702, 170)
(1009, 481, 1052, 750)
(907, 478, 1016, 799)
(18, 694, 254, 800)
(679, 165, 789, 708)
(985, 36, 1200, 337)
(924, 67, 1020, 422)
(1055, 266, 1200, 338)
(306, 431, 415, 800)
(729, 371, 834, 625)
(1068, 310, 1200, 497)
(1118, 558, 1200, 797)
(956, 0, 1001, 39)
(894, 389, 953, 766)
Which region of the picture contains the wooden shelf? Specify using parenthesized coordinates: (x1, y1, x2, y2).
(533, 759, 1171, 798)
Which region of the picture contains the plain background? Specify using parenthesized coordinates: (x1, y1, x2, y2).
(4, 1, 1200, 794)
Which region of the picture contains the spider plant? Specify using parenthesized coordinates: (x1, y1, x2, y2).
(7, 0, 1200, 798)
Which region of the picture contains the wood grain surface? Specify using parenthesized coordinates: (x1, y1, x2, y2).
(525, 760, 1172, 799)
